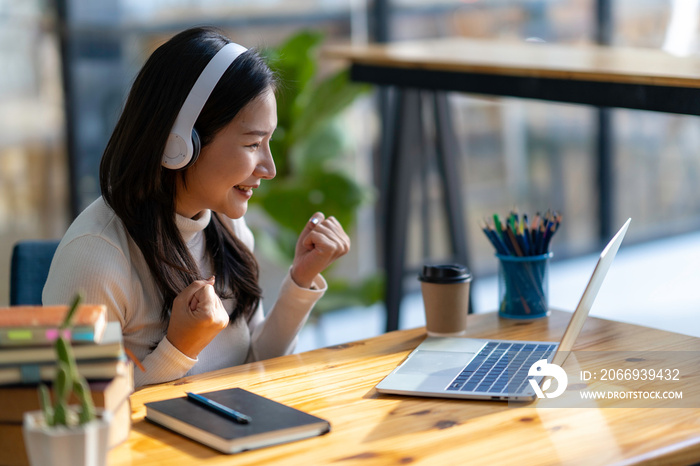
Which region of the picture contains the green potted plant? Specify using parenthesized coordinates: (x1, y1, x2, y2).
(253, 31, 384, 322)
(22, 294, 111, 466)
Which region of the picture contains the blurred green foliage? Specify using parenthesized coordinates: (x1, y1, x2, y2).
(252, 30, 384, 315)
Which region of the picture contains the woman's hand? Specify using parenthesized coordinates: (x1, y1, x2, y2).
(290, 212, 351, 289)
(166, 276, 229, 358)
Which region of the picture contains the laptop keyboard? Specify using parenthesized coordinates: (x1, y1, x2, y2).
(446, 342, 556, 395)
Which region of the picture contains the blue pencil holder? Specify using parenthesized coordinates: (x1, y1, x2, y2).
(496, 252, 552, 320)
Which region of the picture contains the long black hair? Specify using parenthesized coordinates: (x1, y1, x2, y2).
(100, 27, 276, 322)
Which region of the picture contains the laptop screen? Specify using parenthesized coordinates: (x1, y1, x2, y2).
(552, 218, 630, 366)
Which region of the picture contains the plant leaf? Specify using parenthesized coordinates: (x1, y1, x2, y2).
(271, 30, 324, 120)
(60, 293, 83, 330)
(53, 361, 72, 425)
(292, 120, 349, 174)
(288, 69, 370, 148)
(258, 171, 368, 234)
(53, 401, 68, 426)
(55, 336, 79, 382)
(263, 30, 324, 176)
(38, 384, 54, 426)
(74, 376, 96, 424)
(55, 360, 72, 402)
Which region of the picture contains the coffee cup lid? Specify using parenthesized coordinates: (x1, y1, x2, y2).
(418, 263, 472, 284)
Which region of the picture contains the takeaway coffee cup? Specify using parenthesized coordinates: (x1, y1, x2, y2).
(419, 264, 472, 337)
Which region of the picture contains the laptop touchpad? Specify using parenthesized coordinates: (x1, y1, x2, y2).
(396, 350, 474, 376)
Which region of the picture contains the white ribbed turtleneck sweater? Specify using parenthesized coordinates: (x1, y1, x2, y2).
(43, 197, 325, 387)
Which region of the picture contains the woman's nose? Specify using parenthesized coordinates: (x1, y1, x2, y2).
(256, 149, 276, 180)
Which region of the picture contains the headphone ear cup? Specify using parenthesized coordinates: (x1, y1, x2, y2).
(187, 128, 201, 168)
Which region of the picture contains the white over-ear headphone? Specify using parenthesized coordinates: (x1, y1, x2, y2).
(162, 42, 248, 170)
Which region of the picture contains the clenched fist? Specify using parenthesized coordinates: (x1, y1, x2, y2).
(166, 276, 229, 358)
(290, 212, 351, 289)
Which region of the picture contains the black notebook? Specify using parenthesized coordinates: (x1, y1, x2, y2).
(145, 388, 330, 454)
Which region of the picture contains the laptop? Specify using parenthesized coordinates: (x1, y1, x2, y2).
(375, 218, 631, 401)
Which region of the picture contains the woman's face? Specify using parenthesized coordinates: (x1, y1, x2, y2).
(175, 87, 277, 219)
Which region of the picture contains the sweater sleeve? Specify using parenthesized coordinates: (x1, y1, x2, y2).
(42, 234, 199, 387)
(247, 269, 327, 361)
(43, 234, 132, 325)
(134, 337, 197, 387)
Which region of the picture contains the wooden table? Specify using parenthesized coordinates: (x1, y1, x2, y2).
(323, 37, 700, 112)
(322, 38, 700, 332)
(110, 310, 700, 465)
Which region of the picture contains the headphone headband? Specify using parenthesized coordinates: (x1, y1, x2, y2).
(162, 42, 248, 170)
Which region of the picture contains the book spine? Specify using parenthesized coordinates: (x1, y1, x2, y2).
(0, 327, 98, 347)
(0, 357, 128, 385)
(0, 344, 123, 365)
(0, 365, 133, 422)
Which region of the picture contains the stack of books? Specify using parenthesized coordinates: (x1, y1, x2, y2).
(0, 305, 133, 466)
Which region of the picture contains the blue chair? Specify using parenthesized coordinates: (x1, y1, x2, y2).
(9, 240, 60, 305)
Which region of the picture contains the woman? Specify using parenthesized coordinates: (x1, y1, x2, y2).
(43, 27, 350, 387)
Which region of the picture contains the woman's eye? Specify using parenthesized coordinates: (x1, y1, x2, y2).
(246, 143, 260, 150)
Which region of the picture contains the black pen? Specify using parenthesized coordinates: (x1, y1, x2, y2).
(186, 391, 252, 424)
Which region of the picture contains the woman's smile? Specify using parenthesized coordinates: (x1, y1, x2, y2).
(233, 184, 257, 199)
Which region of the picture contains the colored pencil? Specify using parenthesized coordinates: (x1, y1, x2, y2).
(481, 210, 561, 256)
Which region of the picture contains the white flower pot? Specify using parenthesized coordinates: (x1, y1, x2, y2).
(22, 409, 112, 466)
